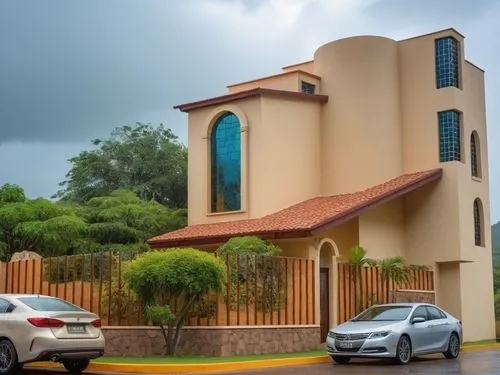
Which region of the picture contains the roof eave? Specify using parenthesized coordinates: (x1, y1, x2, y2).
(147, 229, 313, 249)
(174, 88, 328, 113)
(309, 168, 443, 235)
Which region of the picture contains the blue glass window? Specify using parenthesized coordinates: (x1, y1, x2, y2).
(435, 37, 460, 89)
(474, 198, 483, 246)
(210, 113, 241, 213)
(438, 111, 461, 162)
(301, 81, 315, 94)
(471, 132, 480, 178)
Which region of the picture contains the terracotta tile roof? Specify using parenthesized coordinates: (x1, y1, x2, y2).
(148, 169, 442, 248)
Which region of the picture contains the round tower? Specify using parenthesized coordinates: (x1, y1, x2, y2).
(314, 36, 403, 195)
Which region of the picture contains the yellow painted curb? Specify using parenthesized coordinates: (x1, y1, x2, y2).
(27, 356, 331, 374)
(26, 344, 500, 374)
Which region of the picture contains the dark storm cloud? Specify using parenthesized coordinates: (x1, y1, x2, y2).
(364, 0, 497, 25)
(0, 0, 237, 143)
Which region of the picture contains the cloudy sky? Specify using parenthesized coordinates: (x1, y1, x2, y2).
(0, 0, 499, 222)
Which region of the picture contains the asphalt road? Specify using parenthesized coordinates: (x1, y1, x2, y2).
(19, 350, 500, 375)
(213, 350, 500, 375)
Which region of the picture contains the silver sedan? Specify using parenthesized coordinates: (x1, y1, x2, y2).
(326, 303, 462, 365)
(0, 294, 105, 374)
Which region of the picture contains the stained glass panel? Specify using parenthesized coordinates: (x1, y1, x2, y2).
(210, 113, 241, 212)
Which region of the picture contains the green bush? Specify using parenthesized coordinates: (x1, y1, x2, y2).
(123, 248, 226, 355)
(216, 237, 285, 312)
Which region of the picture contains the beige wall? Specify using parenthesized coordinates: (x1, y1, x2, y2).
(227, 71, 320, 94)
(252, 96, 322, 217)
(281, 61, 315, 74)
(182, 28, 494, 340)
(358, 199, 406, 260)
(314, 36, 403, 196)
(320, 219, 359, 259)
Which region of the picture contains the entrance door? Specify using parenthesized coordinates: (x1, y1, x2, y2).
(320, 268, 330, 342)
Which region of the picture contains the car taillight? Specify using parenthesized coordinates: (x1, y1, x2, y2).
(91, 319, 102, 328)
(27, 317, 65, 328)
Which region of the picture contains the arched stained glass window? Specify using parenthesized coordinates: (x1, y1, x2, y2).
(210, 113, 241, 213)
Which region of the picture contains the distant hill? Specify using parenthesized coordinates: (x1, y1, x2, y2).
(492, 222, 500, 264)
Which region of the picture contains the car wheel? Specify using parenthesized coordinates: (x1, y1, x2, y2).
(331, 355, 351, 364)
(62, 359, 90, 374)
(0, 339, 20, 375)
(443, 333, 460, 359)
(393, 335, 412, 365)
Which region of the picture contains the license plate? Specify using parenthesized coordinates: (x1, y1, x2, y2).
(338, 341, 354, 349)
(67, 324, 86, 334)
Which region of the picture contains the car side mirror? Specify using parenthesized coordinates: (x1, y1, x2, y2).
(411, 316, 426, 324)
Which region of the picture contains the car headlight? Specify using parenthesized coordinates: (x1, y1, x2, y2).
(327, 331, 335, 338)
(369, 331, 391, 339)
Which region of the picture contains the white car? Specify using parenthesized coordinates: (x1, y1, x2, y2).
(0, 294, 105, 374)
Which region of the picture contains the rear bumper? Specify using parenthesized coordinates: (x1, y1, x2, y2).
(23, 335, 105, 363)
(32, 348, 104, 362)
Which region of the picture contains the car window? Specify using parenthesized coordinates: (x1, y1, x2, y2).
(0, 299, 11, 313)
(412, 306, 428, 320)
(426, 306, 444, 320)
(18, 297, 84, 312)
(352, 305, 413, 321)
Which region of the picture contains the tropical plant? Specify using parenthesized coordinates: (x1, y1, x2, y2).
(123, 249, 226, 355)
(216, 237, 285, 312)
(55, 123, 188, 208)
(0, 184, 87, 259)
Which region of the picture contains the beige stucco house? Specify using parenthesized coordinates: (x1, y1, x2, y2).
(149, 28, 495, 342)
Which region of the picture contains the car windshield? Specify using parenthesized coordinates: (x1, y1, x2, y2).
(351, 305, 412, 321)
(18, 297, 84, 312)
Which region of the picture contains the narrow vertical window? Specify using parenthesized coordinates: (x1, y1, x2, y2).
(435, 37, 460, 89)
(470, 131, 481, 178)
(438, 110, 461, 162)
(210, 112, 241, 213)
(473, 198, 484, 247)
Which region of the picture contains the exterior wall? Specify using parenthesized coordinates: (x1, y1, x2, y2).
(320, 219, 359, 258)
(187, 99, 258, 225)
(399, 29, 494, 340)
(102, 326, 320, 357)
(281, 61, 315, 74)
(314, 36, 403, 196)
(227, 71, 320, 94)
(358, 198, 405, 259)
(187, 96, 322, 225)
(252, 97, 321, 217)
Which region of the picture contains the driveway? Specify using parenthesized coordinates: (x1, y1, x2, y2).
(209, 350, 500, 375)
(20, 349, 500, 374)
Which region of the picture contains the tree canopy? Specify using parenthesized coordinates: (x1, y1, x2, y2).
(55, 123, 188, 208)
(124, 249, 226, 355)
(0, 184, 87, 259)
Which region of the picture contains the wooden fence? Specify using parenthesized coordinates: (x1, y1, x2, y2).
(337, 263, 435, 323)
(2, 252, 316, 327)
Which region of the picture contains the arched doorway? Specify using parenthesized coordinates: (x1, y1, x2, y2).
(319, 240, 337, 342)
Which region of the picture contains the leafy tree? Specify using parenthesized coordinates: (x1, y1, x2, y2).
(216, 236, 282, 257)
(0, 184, 86, 259)
(55, 123, 188, 208)
(124, 249, 226, 355)
(70, 189, 186, 254)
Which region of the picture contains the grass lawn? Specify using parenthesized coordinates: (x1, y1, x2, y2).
(93, 349, 327, 364)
